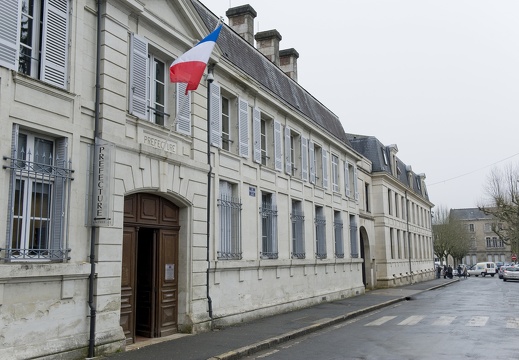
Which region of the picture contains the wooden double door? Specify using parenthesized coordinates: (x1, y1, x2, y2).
(120, 194, 180, 344)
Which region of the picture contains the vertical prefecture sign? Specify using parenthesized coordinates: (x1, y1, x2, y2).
(92, 139, 114, 226)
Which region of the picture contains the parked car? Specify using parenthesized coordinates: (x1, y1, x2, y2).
(502, 266, 519, 281)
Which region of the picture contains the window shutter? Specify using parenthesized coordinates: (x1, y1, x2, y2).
(309, 141, 315, 184)
(344, 161, 351, 198)
(284, 127, 291, 175)
(41, 0, 70, 89)
(353, 166, 359, 201)
(176, 83, 191, 135)
(252, 107, 261, 164)
(0, 0, 20, 70)
(238, 98, 249, 158)
(6, 124, 20, 249)
(301, 137, 308, 181)
(209, 82, 221, 147)
(322, 149, 329, 189)
(51, 137, 68, 256)
(274, 120, 282, 171)
(129, 34, 148, 119)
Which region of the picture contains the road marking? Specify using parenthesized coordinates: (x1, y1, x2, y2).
(467, 316, 489, 327)
(506, 318, 519, 329)
(398, 315, 425, 326)
(432, 316, 456, 326)
(365, 316, 397, 326)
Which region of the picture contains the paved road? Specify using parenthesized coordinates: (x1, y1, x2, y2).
(241, 276, 519, 360)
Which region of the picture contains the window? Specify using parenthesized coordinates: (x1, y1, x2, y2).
(291, 200, 305, 259)
(221, 96, 231, 150)
(334, 211, 344, 258)
(388, 189, 392, 215)
(147, 55, 167, 126)
(3, 126, 73, 260)
(260, 118, 268, 165)
(344, 162, 358, 200)
(484, 223, 491, 232)
(285, 128, 301, 177)
(365, 183, 370, 212)
(331, 154, 339, 192)
(218, 181, 242, 260)
(0, 0, 70, 89)
(349, 215, 358, 258)
(381, 147, 389, 165)
(310, 143, 327, 188)
(260, 192, 277, 259)
(315, 206, 326, 259)
(469, 224, 475, 232)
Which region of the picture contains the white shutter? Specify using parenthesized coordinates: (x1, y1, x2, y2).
(253, 107, 261, 164)
(0, 0, 21, 70)
(344, 161, 351, 198)
(309, 141, 315, 184)
(6, 124, 20, 247)
(322, 149, 329, 189)
(176, 83, 191, 135)
(284, 127, 291, 175)
(209, 82, 221, 147)
(301, 137, 308, 181)
(129, 34, 148, 119)
(238, 98, 249, 158)
(51, 137, 68, 254)
(274, 120, 282, 171)
(353, 166, 359, 201)
(41, 0, 69, 89)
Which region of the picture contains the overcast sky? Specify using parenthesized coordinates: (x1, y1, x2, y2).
(206, 0, 519, 211)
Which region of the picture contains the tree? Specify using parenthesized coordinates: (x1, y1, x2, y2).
(433, 206, 471, 265)
(479, 164, 519, 256)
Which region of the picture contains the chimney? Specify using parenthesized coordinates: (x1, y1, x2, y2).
(255, 30, 282, 66)
(226, 5, 257, 45)
(279, 48, 299, 81)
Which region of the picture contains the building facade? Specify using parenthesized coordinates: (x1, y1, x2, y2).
(0, 0, 434, 358)
(450, 208, 513, 265)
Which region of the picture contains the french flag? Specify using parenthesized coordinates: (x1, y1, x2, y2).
(170, 24, 223, 94)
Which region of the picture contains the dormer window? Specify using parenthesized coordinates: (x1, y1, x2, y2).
(382, 147, 388, 165)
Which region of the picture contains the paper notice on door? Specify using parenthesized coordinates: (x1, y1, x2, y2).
(165, 264, 175, 280)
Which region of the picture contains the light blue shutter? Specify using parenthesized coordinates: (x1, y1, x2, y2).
(344, 161, 351, 198)
(322, 149, 329, 189)
(353, 166, 359, 200)
(0, 0, 20, 70)
(51, 137, 68, 257)
(238, 98, 249, 158)
(309, 141, 315, 184)
(176, 83, 191, 135)
(129, 34, 148, 119)
(274, 120, 282, 171)
(252, 107, 261, 163)
(6, 124, 20, 250)
(41, 0, 69, 89)
(301, 137, 308, 181)
(284, 127, 291, 175)
(209, 82, 221, 147)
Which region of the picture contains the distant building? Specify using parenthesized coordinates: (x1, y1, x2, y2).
(450, 208, 512, 264)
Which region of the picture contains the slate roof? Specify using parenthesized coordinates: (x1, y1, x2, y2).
(190, 0, 350, 146)
(450, 208, 494, 221)
(346, 133, 430, 201)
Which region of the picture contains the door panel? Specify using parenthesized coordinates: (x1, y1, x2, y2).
(120, 227, 136, 343)
(156, 228, 179, 336)
(138, 194, 160, 224)
(136, 228, 156, 337)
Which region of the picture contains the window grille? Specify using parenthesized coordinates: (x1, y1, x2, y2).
(315, 208, 327, 259)
(291, 209, 305, 259)
(334, 215, 344, 258)
(260, 196, 278, 259)
(217, 192, 242, 260)
(3, 137, 73, 261)
(350, 217, 358, 258)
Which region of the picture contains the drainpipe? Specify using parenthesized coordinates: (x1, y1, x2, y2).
(87, 0, 102, 357)
(405, 191, 412, 283)
(206, 65, 215, 319)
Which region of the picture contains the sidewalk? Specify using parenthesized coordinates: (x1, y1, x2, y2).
(103, 277, 459, 360)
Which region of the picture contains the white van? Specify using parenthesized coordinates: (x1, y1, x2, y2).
(468, 262, 497, 277)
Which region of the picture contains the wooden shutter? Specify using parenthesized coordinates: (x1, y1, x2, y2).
(176, 83, 191, 135)
(252, 107, 261, 164)
(209, 82, 221, 147)
(309, 141, 315, 184)
(284, 127, 291, 175)
(274, 120, 282, 171)
(0, 0, 20, 70)
(129, 34, 148, 119)
(301, 137, 308, 181)
(41, 0, 70, 89)
(238, 98, 249, 158)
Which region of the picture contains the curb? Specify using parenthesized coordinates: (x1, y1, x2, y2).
(209, 279, 459, 360)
